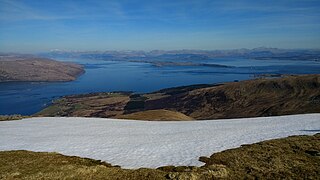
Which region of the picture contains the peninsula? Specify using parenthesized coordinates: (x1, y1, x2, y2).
(0, 54, 84, 82)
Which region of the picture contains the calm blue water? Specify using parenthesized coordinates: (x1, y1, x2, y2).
(1, 58, 320, 115)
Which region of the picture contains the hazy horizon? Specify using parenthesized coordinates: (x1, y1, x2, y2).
(1, 0, 320, 53)
(1, 46, 320, 55)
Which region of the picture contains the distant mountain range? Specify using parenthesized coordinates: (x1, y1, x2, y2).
(41, 48, 320, 61)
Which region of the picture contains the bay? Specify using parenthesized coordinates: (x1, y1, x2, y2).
(0, 57, 319, 115)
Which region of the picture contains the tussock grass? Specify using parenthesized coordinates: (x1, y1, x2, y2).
(0, 150, 167, 180)
(200, 133, 320, 179)
(0, 115, 29, 121)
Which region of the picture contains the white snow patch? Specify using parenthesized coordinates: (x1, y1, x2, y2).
(0, 114, 319, 169)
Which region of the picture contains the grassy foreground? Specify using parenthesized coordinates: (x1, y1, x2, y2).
(1, 134, 319, 179)
(0, 115, 29, 121)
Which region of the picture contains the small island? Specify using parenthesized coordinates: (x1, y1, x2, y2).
(0, 54, 84, 82)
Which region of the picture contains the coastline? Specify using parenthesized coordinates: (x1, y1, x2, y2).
(0, 56, 85, 83)
(36, 74, 320, 120)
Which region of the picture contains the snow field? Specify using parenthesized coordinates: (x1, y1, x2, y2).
(0, 114, 319, 168)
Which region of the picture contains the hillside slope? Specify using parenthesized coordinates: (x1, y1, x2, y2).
(0, 55, 84, 82)
(199, 133, 320, 179)
(37, 75, 320, 120)
(144, 74, 320, 119)
(116, 109, 194, 121)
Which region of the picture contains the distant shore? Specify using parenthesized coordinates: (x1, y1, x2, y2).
(0, 54, 84, 82)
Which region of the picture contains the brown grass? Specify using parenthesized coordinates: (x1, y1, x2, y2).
(0, 115, 29, 121)
(116, 109, 194, 121)
(200, 133, 320, 179)
(145, 74, 320, 119)
(0, 150, 167, 180)
(36, 75, 320, 120)
(36, 93, 130, 118)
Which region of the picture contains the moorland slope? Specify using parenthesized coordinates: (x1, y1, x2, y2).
(37, 75, 320, 120)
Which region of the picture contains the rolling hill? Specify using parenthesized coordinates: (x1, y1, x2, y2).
(0, 54, 84, 82)
(37, 74, 320, 120)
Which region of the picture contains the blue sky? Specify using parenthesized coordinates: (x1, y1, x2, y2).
(0, 0, 319, 52)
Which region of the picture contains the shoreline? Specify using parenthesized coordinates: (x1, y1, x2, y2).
(36, 74, 320, 120)
(0, 56, 85, 83)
